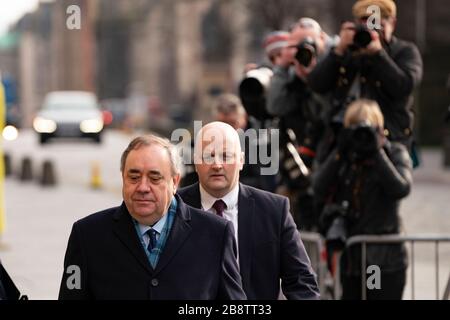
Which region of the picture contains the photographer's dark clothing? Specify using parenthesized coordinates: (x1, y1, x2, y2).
(313, 141, 412, 279)
(308, 36, 423, 148)
(267, 67, 327, 231)
(341, 268, 406, 300)
(268, 66, 327, 166)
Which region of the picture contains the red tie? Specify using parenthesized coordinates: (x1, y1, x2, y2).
(212, 199, 227, 217)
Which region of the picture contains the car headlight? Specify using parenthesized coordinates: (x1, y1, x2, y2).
(33, 117, 57, 133)
(2, 125, 19, 141)
(80, 118, 104, 133)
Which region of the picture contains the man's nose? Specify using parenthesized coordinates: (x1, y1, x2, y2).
(136, 177, 151, 192)
(211, 156, 224, 168)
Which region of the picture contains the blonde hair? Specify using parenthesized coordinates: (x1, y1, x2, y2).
(352, 0, 397, 19)
(344, 99, 384, 128)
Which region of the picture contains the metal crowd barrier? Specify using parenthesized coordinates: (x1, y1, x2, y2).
(346, 234, 450, 300)
(300, 231, 332, 298)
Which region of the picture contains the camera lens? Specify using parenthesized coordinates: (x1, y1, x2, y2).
(352, 126, 374, 144)
(295, 47, 313, 67)
(353, 24, 372, 48)
(350, 125, 378, 157)
(295, 38, 317, 67)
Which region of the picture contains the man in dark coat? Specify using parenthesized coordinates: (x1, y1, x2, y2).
(59, 135, 246, 300)
(178, 121, 320, 300)
(0, 261, 21, 300)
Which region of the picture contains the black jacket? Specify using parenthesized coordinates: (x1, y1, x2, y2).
(313, 142, 413, 275)
(58, 195, 246, 300)
(0, 261, 22, 300)
(308, 36, 423, 147)
(267, 66, 326, 163)
(178, 183, 320, 300)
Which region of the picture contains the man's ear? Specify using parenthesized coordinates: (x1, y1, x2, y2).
(239, 151, 245, 171)
(172, 174, 181, 194)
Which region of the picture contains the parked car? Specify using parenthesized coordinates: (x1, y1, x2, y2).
(33, 91, 104, 144)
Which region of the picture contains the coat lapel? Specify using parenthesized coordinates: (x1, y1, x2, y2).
(112, 203, 153, 275)
(179, 183, 202, 209)
(153, 196, 192, 276)
(237, 183, 254, 289)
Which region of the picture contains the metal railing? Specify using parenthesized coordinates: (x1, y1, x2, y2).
(346, 234, 450, 300)
(300, 231, 335, 299)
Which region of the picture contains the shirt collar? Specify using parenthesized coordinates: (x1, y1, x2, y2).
(199, 183, 239, 211)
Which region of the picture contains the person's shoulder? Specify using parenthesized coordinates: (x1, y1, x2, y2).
(385, 142, 412, 166)
(391, 36, 421, 54)
(177, 183, 197, 197)
(73, 205, 122, 228)
(240, 184, 288, 205)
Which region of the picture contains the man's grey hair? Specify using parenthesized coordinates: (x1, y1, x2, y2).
(120, 134, 181, 176)
(213, 93, 246, 117)
(291, 17, 322, 36)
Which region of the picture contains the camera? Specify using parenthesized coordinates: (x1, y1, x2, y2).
(239, 67, 274, 121)
(352, 23, 373, 49)
(295, 37, 317, 67)
(348, 123, 379, 157)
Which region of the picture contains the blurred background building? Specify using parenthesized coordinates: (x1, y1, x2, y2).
(0, 0, 448, 144)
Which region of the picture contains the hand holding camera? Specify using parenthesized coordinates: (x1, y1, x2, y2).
(339, 122, 384, 161)
(292, 37, 318, 78)
(334, 21, 382, 56)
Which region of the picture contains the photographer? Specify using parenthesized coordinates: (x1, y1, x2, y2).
(265, 18, 334, 231)
(308, 0, 423, 154)
(267, 18, 330, 165)
(313, 99, 412, 300)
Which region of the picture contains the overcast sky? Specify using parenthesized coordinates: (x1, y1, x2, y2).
(0, 0, 42, 35)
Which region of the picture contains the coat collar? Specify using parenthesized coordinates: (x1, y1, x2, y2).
(112, 203, 153, 274)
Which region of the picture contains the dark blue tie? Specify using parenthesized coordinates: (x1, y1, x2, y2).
(146, 229, 158, 252)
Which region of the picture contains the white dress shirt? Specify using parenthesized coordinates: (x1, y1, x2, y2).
(199, 183, 239, 251)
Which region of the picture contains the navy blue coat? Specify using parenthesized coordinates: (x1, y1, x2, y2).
(0, 262, 21, 300)
(58, 195, 246, 300)
(178, 183, 320, 300)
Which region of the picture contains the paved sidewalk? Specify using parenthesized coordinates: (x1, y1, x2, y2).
(399, 148, 450, 300)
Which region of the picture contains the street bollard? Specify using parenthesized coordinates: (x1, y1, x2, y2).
(40, 160, 57, 186)
(4, 153, 11, 177)
(19, 156, 33, 181)
(90, 161, 103, 189)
